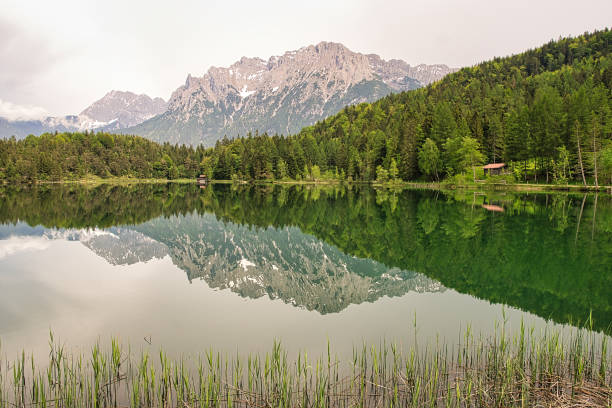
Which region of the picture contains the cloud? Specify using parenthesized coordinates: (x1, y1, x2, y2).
(0, 17, 68, 109)
(0, 99, 49, 121)
(1, 0, 611, 116)
(0, 236, 50, 259)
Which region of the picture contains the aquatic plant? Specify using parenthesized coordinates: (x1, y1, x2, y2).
(0, 321, 610, 407)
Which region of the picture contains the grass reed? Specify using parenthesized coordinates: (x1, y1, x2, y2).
(0, 321, 610, 407)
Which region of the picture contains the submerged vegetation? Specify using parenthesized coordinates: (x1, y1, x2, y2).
(0, 321, 610, 407)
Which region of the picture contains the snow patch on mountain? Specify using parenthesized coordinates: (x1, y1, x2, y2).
(239, 85, 256, 99)
(239, 258, 256, 270)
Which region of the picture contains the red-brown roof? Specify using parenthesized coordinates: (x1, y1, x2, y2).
(482, 204, 505, 212)
(482, 163, 507, 169)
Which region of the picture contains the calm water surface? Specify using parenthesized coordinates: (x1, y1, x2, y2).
(0, 184, 610, 361)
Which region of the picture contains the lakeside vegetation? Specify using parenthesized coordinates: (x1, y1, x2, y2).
(0, 322, 610, 408)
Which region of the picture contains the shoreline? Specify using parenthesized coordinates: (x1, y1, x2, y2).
(226, 179, 612, 194)
(3, 177, 611, 194)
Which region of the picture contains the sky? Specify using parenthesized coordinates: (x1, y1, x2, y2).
(1, 0, 611, 119)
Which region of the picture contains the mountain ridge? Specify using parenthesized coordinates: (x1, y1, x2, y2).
(79, 90, 167, 129)
(124, 41, 456, 146)
(0, 41, 456, 145)
(0, 91, 167, 139)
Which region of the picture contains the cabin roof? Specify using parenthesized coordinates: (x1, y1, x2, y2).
(482, 204, 505, 212)
(482, 163, 507, 169)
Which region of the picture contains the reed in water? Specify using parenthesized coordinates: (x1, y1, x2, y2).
(0, 319, 610, 407)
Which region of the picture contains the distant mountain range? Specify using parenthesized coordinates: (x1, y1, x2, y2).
(0, 42, 456, 146)
(0, 91, 167, 139)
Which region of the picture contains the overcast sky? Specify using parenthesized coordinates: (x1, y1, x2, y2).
(1, 0, 611, 118)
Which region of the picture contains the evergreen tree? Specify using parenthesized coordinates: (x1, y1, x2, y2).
(430, 102, 457, 146)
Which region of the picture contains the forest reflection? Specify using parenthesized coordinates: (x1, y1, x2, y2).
(0, 183, 610, 332)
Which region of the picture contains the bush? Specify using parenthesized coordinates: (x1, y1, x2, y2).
(485, 173, 516, 184)
(446, 173, 472, 185)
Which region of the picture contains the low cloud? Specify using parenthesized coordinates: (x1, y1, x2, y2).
(0, 236, 50, 259)
(0, 99, 48, 121)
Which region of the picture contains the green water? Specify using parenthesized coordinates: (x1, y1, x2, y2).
(0, 183, 610, 358)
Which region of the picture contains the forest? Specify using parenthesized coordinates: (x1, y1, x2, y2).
(0, 132, 204, 182)
(203, 29, 612, 185)
(1, 29, 611, 185)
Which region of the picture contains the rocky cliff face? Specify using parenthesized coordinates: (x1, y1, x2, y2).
(0, 91, 166, 139)
(127, 42, 456, 146)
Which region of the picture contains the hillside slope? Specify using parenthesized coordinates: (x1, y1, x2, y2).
(204, 29, 612, 183)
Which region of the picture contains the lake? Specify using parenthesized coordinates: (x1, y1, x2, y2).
(0, 183, 610, 362)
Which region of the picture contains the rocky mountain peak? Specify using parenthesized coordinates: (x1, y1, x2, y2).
(80, 90, 167, 128)
(127, 42, 458, 146)
(167, 41, 436, 114)
(2, 42, 457, 144)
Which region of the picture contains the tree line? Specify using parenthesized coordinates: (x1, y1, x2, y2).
(0, 132, 205, 182)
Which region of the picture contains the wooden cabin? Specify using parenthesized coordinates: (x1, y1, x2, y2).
(482, 163, 507, 176)
(196, 174, 208, 185)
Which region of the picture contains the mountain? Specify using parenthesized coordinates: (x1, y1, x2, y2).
(0, 115, 85, 139)
(0, 91, 167, 139)
(202, 30, 612, 183)
(78, 91, 167, 130)
(125, 42, 456, 146)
